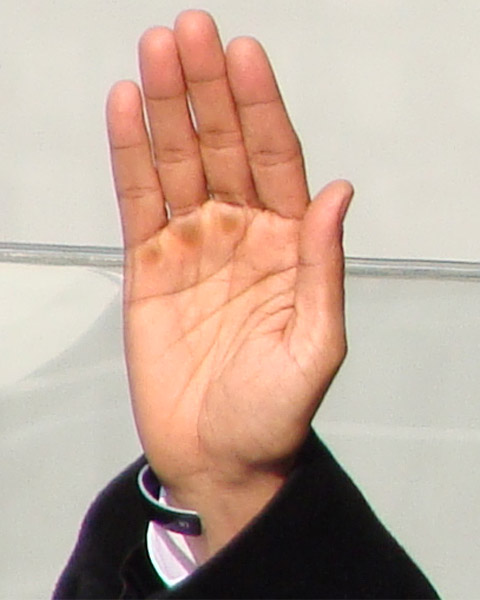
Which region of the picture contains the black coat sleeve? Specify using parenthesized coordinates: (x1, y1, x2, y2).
(53, 456, 149, 600)
(53, 432, 439, 599)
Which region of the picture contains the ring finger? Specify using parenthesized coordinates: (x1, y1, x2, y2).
(139, 26, 207, 216)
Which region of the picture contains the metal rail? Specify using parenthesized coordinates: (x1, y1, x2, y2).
(346, 256, 480, 281)
(1, 242, 480, 281)
(0, 243, 123, 268)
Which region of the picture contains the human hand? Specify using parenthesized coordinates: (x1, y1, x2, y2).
(106, 10, 353, 560)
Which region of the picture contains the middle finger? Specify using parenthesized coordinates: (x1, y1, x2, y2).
(174, 11, 259, 208)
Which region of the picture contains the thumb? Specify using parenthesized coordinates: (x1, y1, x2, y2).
(292, 179, 354, 371)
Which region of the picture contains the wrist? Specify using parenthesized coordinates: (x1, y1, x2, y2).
(163, 465, 291, 562)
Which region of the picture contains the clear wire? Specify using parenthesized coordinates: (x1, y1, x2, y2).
(1, 241, 480, 281)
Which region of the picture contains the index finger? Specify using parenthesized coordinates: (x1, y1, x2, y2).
(226, 38, 310, 220)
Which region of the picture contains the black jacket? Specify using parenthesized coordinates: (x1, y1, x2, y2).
(53, 432, 439, 599)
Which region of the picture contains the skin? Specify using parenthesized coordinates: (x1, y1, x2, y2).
(106, 10, 354, 563)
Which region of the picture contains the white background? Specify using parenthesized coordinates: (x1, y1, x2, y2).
(2, 0, 480, 260)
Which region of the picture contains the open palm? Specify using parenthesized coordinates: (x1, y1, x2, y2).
(107, 11, 353, 510)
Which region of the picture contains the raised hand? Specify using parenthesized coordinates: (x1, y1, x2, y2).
(106, 10, 353, 560)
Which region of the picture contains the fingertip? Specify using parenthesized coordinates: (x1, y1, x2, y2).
(106, 80, 141, 118)
(226, 37, 279, 106)
(226, 36, 263, 59)
(226, 36, 270, 76)
(106, 81, 143, 144)
(316, 179, 354, 200)
(174, 9, 217, 37)
(138, 27, 184, 96)
(173, 9, 225, 78)
(335, 178, 355, 199)
(313, 179, 354, 222)
(138, 26, 174, 55)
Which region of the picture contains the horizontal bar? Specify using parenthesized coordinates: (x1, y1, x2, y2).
(346, 256, 480, 281)
(0, 242, 123, 268)
(1, 242, 479, 281)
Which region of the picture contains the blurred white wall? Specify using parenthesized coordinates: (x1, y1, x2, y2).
(2, 0, 480, 260)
